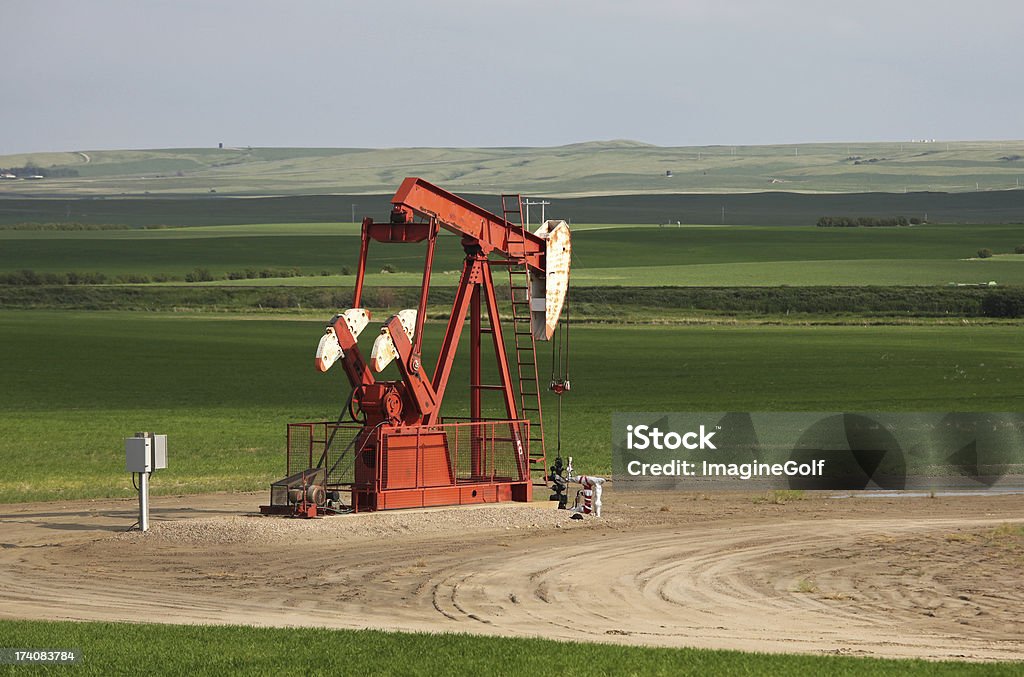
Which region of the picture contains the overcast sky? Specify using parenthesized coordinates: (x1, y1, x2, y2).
(2, 0, 1021, 154)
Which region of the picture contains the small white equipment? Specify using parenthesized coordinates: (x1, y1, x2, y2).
(565, 456, 605, 517)
(125, 432, 167, 532)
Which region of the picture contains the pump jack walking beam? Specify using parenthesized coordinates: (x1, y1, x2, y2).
(390, 177, 546, 269)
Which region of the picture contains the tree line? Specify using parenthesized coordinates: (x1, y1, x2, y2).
(816, 216, 923, 227)
(0, 165, 79, 178)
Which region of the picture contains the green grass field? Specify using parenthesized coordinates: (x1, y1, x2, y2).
(3, 188, 1024, 673)
(2, 190, 1023, 227)
(2, 620, 1015, 676)
(2, 311, 1022, 503)
(3, 222, 1023, 287)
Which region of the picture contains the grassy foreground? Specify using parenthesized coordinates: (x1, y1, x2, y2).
(0, 620, 1018, 676)
(2, 311, 1023, 503)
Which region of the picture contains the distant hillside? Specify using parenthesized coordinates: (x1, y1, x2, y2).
(1, 140, 1023, 197)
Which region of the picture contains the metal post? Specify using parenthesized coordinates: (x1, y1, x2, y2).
(470, 285, 483, 478)
(470, 285, 482, 422)
(352, 219, 371, 307)
(139, 471, 150, 532)
(524, 199, 551, 229)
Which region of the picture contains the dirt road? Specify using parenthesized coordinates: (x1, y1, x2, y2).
(1, 490, 1022, 661)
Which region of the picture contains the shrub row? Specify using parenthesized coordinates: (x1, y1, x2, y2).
(2, 285, 1022, 317)
(223, 267, 306, 280)
(977, 245, 1024, 258)
(0, 270, 176, 285)
(816, 216, 919, 227)
(0, 267, 317, 285)
(572, 286, 1008, 316)
(0, 222, 131, 231)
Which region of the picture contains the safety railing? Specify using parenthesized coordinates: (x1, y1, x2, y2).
(286, 419, 530, 493)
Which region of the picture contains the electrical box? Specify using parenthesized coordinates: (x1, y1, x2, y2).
(125, 437, 151, 472)
(125, 433, 167, 473)
(152, 434, 167, 470)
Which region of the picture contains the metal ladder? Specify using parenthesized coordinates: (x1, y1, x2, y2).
(500, 194, 547, 484)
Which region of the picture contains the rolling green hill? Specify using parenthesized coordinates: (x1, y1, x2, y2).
(2, 139, 1024, 197)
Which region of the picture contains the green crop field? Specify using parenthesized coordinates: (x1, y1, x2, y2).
(3, 221, 1024, 287)
(3, 165, 1024, 674)
(2, 190, 1024, 227)
(2, 620, 1013, 677)
(2, 311, 1022, 503)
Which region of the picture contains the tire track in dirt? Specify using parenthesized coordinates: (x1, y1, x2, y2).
(385, 517, 1024, 659)
(0, 495, 1022, 661)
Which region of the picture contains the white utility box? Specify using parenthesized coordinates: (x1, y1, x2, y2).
(125, 433, 167, 473)
(152, 434, 167, 470)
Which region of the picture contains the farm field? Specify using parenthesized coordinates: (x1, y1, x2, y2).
(2, 311, 1023, 503)
(3, 189, 1024, 227)
(3, 222, 1024, 287)
(2, 190, 1023, 672)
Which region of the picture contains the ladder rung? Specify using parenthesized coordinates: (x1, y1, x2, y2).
(471, 384, 505, 391)
(522, 406, 539, 412)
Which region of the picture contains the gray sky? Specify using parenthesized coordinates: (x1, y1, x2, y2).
(2, 0, 1021, 155)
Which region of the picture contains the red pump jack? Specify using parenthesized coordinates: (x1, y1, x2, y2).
(262, 178, 571, 514)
